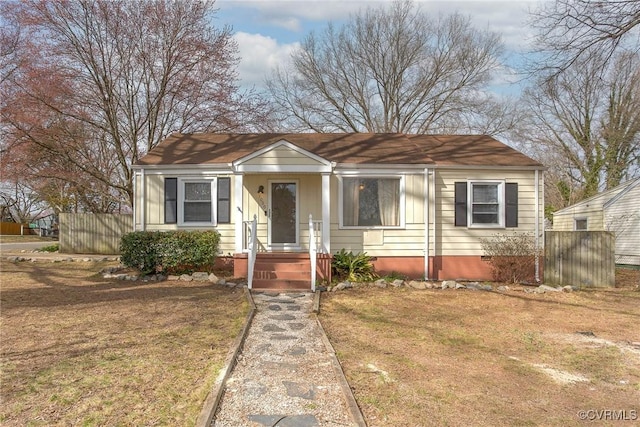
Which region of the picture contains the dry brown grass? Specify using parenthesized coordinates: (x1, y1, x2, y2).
(0, 260, 248, 426)
(320, 269, 640, 427)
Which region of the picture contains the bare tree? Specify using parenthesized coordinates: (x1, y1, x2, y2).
(517, 49, 640, 204)
(1, 0, 271, 211)
(267, 0, 512, 134)
(530, 0, 640, 75)
(0, 181, 47, 223)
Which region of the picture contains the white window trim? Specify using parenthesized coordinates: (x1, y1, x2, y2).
(468, 180, 505, 228)
(338, 175, 406, 229)
(178, 177, 217, 226)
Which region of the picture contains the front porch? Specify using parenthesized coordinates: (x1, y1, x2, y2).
(234, 213, 331, 290)
(233, 252, 332, 290)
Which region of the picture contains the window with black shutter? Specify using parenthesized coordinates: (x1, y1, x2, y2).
(164, 178, 177, 224)
(454, 182, 468, 226)
(217, 177, 231, 223)
(505, 183, 518, 227)
(164, 177, 232, 225)
(455, 181, 518, 228)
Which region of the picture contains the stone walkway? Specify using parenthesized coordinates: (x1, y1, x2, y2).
(212, 292, 362, 427)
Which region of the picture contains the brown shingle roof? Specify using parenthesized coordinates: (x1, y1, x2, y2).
(135, 133, 543, 168)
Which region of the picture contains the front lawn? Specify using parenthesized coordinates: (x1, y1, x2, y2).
(0, 261, 248, 426)
(320, 269, 640, 426)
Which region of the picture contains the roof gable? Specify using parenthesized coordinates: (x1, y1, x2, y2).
(555, 178, 640, 215)
(233, 140, 333, 173)
(603, 178, 640, 209)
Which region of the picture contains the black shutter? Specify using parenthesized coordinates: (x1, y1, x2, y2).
(454, 182, 467, 226)
(217, 177, 231, 224)
(505, 183, 518, 227)
(164, 178, 177, 224)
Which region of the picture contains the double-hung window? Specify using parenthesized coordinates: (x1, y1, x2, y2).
(182, 180, 212, 224)
(164, 177, 231, 226)
(340, 176, 403, 228)
(455, 181, 518, 228)
(471, 182, 502, 225)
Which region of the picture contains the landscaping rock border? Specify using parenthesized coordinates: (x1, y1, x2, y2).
(329, 278, 579, 294)
(100, 266, 247, 287)
(5, 254, 119, 263)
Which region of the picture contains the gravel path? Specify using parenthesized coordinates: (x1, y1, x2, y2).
(212, 292, 359, 427)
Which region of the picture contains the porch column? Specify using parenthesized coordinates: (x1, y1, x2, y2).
(234, 173, 244, 254)
(132, 171, 137, 231)
(424, 168, 430, 280)
(535, 169, 541, 282)
(322, 173, 330, 253)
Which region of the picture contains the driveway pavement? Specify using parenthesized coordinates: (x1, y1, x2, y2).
(0, 242, 51, 253)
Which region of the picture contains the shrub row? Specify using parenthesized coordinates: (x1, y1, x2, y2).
(120, 230, 220, 275)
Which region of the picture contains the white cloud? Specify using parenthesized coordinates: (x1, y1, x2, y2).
(221, 0, 539, 47)
(227, 1, 540, 93)
(233, 32, 300, 89)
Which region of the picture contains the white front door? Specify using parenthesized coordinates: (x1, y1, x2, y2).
(268, 180, 299, 249)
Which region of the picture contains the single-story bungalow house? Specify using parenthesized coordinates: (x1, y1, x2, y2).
(132, 133, 545, 289)
(552, 177, 640, 266)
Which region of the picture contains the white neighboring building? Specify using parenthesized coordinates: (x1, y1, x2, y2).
(552, 178, 640, 266)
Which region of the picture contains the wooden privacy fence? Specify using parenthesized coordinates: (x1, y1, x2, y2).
(0, 222, 31, 235)
(544, 231, 615, 287)
(59, 213, 132, 254)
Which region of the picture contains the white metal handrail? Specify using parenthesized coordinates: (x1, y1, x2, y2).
(247, 215, 258, 289)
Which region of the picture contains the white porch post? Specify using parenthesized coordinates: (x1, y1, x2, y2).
(234, 174, 244, 254)
(424, 168, 430, 280)
(322, 173, 330, 253)
(431, 168, 436, 278)
(132, 171, 137, 231)
(535, 169, 541, 282)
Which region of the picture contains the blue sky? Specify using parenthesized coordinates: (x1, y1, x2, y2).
(215, 0, 541, 96)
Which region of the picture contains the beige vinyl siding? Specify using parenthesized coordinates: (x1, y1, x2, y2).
(145, 174, 164, 226)
(244, 146, 326, 166)
(552, 185, 628, 231)
(242, 174, 323, 222)
(553, 207, 604, 231)
(436, 169, 542, 256)
(329, 173, 426, 256)
(243, 174, 324, 251)
(550, 214, 573, 231)
(140, 172, 237, 254)
(136, 166, 543, 258)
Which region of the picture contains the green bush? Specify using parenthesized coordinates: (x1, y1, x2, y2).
(480, 232, 539, 283)
(39, 243, 59, 252)
(120, 230, 220, 275)
(331, 249, 378, 282)
(120, 231, 163, 275)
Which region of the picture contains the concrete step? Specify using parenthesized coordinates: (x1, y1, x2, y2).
(252, 279, 311, 290)
(253, 270, 311, 281)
